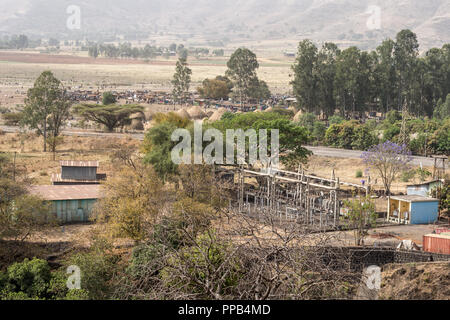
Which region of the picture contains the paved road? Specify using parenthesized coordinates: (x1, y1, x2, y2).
(305, 146, 438, 167)
(1, 125, 442, 167)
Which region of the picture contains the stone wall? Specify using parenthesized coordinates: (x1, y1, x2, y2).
(309, 247, 450, 271)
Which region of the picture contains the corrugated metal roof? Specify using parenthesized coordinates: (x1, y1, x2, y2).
(407, 180, 443, 188)
(424, 234, 450, 240)
(29, 185, 103, 201)
(51, 173, 101, 184)
(390, 195, 439, 203)
(60, 160, 99, 167)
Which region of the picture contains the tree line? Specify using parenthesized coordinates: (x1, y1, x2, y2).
(87, 42, 224, 60)
(0, 35, 42, 49)
(292, 29, 450, 118)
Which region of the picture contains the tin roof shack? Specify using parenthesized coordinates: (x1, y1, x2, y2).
(423, 233, 450, 255)
(387, 195, 439, 225)
(406, 180, 443, 197)
(52, 161, 106, 185)
(29, 185, 102, 224)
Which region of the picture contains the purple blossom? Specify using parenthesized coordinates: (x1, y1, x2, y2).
(361, 141, 413, 195)
(361, 141, 412, 167)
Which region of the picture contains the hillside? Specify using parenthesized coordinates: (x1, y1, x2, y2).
(0, 0, 449, 50)
(379, 262, 450, 300)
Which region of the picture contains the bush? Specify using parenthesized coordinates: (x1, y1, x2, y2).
(66, 239, 120, 300)
(356, 170, 363, 178)
(383, 125, 400, 142)
(325, 124, 342, 147)
(296, 113, 316, 131)
(65, 289, 90, 300)
(352, 126, 378, 150)
(125, 243, 168, 290)
(329, 115, 344, 125)
(416, 168, 432, 182)
(0, 258, 59, 300)
(2, 112, 23, 126)
(409, 134, 428, 156)
(401, 170, 416, 183)
(312, 121, 326, 144)
(386, 110, 401, 124)
(5, 258, 51, 298)
(429, 119, 450, 155)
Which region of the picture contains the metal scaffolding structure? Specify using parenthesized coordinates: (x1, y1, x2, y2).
(235, 166, 370, 229)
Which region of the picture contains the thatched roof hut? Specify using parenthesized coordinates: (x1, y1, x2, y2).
(293, 110, 304, 122)
(209, 107, 228, 122)
(288, 106, 297, 114)
(187, 106, 207, 120)
(144, 109, 156, 122)
(176, 108, 191, 119)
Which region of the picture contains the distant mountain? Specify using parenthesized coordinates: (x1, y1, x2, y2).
(0, 0, 449, 50)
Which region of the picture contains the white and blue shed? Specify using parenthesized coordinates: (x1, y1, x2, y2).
(387, 195, 439, 225)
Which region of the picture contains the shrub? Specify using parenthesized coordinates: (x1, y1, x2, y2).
(429, 119, 450, 155)
(312, 121, 326, 144)
(66, 239, 120, 300)
(337, 121, 358, 149)
(329, 115, 344, 125)
(385, 110, 401, 124)
(416, 168, 432, 182)
(383, 125, 400, 142)
(2, 258, 51, 299)
(296, 113, 316, 131)
(409, 134, 428, 156)
(2, 112, 24, 126)
(352, 125, 379, 150)
(401, 170, 416, 182)
(325, 124, 342, 147)
(356, 170, 363, 178)
(65, 289, 90, 300)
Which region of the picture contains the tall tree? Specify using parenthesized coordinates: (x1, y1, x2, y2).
(172, 57, 192, 104)
(335, 47, 366, 117)
(394, 29, 419, 111)
(23, 71, 71, 152)
(374, 39, 397, 113)
(291, 40, 319, 113)
(316, 42, 340, 117)
(226, 48, 260, 104)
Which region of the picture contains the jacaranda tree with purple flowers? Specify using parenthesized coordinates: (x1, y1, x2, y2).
(361, 141, 413, 195)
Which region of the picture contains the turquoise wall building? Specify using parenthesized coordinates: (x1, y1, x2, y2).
(52, 199, 98, 223)
(29, 185, 101, 224)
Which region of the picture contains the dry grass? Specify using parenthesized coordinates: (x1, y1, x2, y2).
(305, 155, 434, 194)
(0, 132, 139, 185)
(0, 51, 292, 108)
